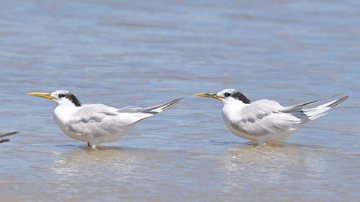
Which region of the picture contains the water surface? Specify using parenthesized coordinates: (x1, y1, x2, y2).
(0, 0, 359, 201)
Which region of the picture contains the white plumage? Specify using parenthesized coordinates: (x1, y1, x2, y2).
(196, 89, 349, 145)
(29, 90, 182, 148)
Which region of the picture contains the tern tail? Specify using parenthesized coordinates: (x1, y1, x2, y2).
(302, 95, 349, 120)
(124, 98, 183, 124)
(140, 98, 183, 114)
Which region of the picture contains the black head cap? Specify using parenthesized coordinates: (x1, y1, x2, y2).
(65, 93, 81, 107)
(221, 89, 251, 104)
(52, 90, 82, 107)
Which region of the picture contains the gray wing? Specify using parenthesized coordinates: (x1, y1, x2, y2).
(232, 100, 302, 136)
(280, 100, 320, 113)
(65, 104, 145, 137)
(279, 94, 345, 113)
(65, 98, 182, 136)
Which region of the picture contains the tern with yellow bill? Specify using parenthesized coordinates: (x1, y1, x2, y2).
(195, 89, 349, 145)
(28, 90, 182, 149)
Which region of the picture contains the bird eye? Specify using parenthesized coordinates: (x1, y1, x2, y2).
(224, 92, 231, 97)
(59, 94, 66, 98)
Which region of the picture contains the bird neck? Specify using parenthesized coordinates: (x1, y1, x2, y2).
(222, 101, 246, 120)
(222, 98, 247, 106)
(54, 104, 79, 122)
(55, 98, 81, 107)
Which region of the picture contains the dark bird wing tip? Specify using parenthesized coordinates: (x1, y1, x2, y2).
(163, 98, 183, 109)
(327, 95, 349, 108)
(140, 98, 183, 114)
(173, 97, 184, 102)
(0, 131, 18, 138)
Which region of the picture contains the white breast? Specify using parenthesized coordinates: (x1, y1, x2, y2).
(53, 106, 85, 142)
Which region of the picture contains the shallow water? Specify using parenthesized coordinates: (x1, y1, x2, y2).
(0, 0, 359, 201)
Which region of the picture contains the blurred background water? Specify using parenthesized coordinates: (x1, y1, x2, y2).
(0, 0, 359, 201)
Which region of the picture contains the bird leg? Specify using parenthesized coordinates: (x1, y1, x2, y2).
(86, 142, 96, 150)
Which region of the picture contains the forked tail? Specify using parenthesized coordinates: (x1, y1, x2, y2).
(118, 98, 183, 125)
(302, 96, 349, 120)
(140, 98, 183, 114)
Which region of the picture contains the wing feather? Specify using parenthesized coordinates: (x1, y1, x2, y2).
(64, 99, 181, 139)
(230, 100, 301, 137)
(65, 104, 141, 137)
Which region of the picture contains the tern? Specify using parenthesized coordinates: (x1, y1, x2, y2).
(28, 90, 182, 148)
(0, 132, 18, 143)
(195, 89, 349, 145)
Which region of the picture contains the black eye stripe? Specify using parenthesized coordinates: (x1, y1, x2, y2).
(59, 94, 66, 98)
(224, 92, 231, 97)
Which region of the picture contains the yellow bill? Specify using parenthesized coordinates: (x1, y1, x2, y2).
(194, 93, 224, 99)
(27, 92, 55, 100)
